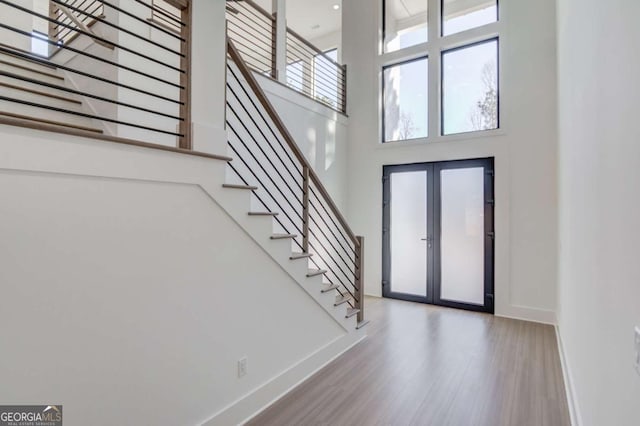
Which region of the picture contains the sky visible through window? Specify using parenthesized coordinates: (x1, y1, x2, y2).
(384, 3, 498, 140)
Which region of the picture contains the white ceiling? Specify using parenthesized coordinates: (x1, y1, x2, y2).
(252, 0, 343, 40)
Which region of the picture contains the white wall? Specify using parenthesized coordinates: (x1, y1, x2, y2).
(257, 74, 349, 212)
(0, 125, 353, 426)
(0, 1, 34, 52)
(342, 0, 559, 323)
(556, 0, 640, 424)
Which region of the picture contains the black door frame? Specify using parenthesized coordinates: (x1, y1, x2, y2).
(382, 158, 495, 314)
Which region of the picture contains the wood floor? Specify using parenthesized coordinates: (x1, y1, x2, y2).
(248, 297, 570, 426)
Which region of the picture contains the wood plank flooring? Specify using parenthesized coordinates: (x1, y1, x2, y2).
(248, 296, 570, 426)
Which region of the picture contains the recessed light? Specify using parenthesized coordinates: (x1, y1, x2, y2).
(333, 4, 340, 10)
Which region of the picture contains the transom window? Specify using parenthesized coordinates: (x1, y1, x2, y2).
(382, 0, 500, 142)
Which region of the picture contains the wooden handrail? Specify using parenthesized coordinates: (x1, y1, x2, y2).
(286, 27, 345, 70)
(227, 38, 360, 248)
(239, 0, 274, 20)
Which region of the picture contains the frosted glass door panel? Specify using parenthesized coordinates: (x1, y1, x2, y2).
(390, 171, 427, 297)
(440, 168, 484, 305)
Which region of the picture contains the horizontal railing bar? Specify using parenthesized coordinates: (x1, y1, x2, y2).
(227, 7, 273, 32)
(2, 1, 184, 75)
(310, 186, 356, 255)
(285, 45, 346, 84)
(133, 0, 185, 26)
(226, 27, 274, 54)
(226, 35, 272, 60)
(0, 46, 182, 105)
(226, 120, 305, 219)
(146, 17, 180, 35)
(309, 204, 358, 270)
(227, 141, 304, 235)
(227, 64, 304, 181)
(151, 2, 182, 26)
(286, 29, 344, 69)
(0, 115, 232, 161)
(307, 240, 357, 301)
(284, 71, 346, 100)
(0, 23, 184, 90)
(308, 222, 357, 286)
(226, 81, 304, 191)
(151, 12, 180, 31)
(309, 201, 357, 266)
(51, 0, 184, 57)
(228, 161, 304, 250)
(0, 71, 183, 121)
(238, 0, 273, 20)
(287, 51, 344, 85)
(99, 0, 185, 41)
(227, 101, 304, 207)
(307, 254, 348, 301)
(0, 95, 183, 136)
(228, 40, 358, 245)
(227, 48, 272, 68)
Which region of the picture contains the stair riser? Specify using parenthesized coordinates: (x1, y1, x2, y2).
(0, 53, 59, 75)
(0, 85, 83, 113)
(0, 100, 98, 129)
(0, 62, 63, 86)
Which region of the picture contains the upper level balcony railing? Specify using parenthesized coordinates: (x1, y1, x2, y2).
(225, 0, 347, 114)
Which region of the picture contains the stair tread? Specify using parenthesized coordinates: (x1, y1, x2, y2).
(346, 308, 360, 318)
(321, 283, 339, 293)
(307, 269, 327, 277)
(0, 111, 103, 134)
(0, 43, 56, 69)
(222, 183, 258, 190)
(356, 320, 370, 330)
(248, 211, 278, 216)
(0, 59, 63, 81)
(334, 295, 351, 306)
(0, 81, 80, 104)
(271, 233, 297, 239)
(290, 252, 313, 260)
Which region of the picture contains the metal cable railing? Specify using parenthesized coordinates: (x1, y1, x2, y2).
(0, 0, 191, 148)
(225, 0, 275, 77)
(50, 0, 105, 47)
(227, 40, 363, 321)
(225, 0, 347, 114)
(286, 29, 346, 113)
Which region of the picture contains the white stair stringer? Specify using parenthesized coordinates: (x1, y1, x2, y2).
(200, 182, 362, 333)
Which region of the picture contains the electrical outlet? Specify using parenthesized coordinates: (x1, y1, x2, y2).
(238, 357, 248, 378)
(635, 327, 640, 376)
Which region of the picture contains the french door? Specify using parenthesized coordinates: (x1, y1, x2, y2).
(382, 158, 495, 313)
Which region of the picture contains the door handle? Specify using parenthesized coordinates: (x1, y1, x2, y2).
(421, 236, 433, 248)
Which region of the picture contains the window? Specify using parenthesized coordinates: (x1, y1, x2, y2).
(314, 49, 339, 108)
(380, 0, 499, 142)
(442, 39, 498, 135)
(383, 0, 428, 53)
(383, 57, 429, 142)
(442, 0, 498, 36)
(286, 60, 305, 92)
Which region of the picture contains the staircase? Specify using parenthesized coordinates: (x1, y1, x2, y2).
(223, 39, 368, 331)
(0, 47, 103, 134)
(0, 1, 367, 333)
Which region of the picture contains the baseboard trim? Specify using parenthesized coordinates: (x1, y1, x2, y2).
(201, 331, 366, 426)
(555, 325, 582, 426)
(495, 304, 557, 325)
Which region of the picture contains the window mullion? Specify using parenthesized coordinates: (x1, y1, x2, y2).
(428, 0, 441, 139)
